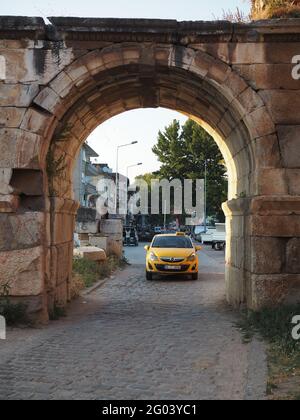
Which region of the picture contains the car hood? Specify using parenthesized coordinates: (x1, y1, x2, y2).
(151, 248, 195, 258)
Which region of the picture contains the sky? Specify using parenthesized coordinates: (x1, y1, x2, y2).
(0, 0, 250, 21)
(0, 0, 250, 180)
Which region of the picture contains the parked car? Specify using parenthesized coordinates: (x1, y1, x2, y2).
(154, 226, 163, 234)
(144, 232, 202, 281)
(211, 223, 226, 251)
(138, 228, 154, 242)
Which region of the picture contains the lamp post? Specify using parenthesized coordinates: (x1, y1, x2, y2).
(126, 163, 143, 223)
(126, 162, 143, 181)
(115, 141, 138, 213)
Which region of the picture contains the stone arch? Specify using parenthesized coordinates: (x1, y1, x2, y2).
(22, 44, 280, 195)
(3, 41, 291, 321)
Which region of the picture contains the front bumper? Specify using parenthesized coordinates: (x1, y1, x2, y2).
(147, 261, 198, 274)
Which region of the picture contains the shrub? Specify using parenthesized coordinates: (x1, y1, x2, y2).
(72, 254, 128, 289)
(0, 282, 29, 326)
(251, 0, 300, 19)
(0, 300, 29, 326)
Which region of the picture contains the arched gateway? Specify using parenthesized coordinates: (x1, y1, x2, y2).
(1, 16, 300, 321)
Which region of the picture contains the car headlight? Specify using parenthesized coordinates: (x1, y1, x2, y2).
(187, 253, 196, 262)
(150, 252, 159, 261)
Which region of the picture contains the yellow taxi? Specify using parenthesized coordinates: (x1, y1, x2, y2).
(144, 232, 201, 280)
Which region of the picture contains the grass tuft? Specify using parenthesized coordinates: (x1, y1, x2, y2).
(238, 305, 300, 355)
(238, 304, 300, 400)
(72, 254, 129, 289)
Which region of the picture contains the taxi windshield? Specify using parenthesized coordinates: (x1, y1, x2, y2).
(152, 236, 193, 249)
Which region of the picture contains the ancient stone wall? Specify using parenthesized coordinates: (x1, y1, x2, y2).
(1, 16, 300, 320)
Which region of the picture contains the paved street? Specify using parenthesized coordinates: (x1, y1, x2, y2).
(0, 244, 266, 400)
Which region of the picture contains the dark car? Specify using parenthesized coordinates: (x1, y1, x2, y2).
(123, 226, 139, 247)
(138, 228, 154, 242)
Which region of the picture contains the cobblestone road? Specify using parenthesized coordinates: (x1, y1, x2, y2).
(0, 246, 267, 400)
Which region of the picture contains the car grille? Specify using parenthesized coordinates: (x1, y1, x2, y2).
(160, 257, 185, 263)
(155, 264, 190, 272)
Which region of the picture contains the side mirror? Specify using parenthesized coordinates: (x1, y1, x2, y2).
(195, 246, 202, 252)
(144, 245, 150, 251)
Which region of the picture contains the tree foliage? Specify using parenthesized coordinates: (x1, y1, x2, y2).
(152, 119, 228, 222)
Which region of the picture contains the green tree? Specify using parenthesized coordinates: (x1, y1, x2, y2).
(152, 119, 228, 222)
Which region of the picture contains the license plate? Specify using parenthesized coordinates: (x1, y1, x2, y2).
(165, 265, 181, 270)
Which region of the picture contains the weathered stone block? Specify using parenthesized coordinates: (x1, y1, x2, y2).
(33, 87, 60, 114)
(20, 108, 54, 135)
(225, 264, 245, 307)
(83, 49, 105, 73)
(0, 107, 26, 128)
(0, 83, 39, 107)
(122, 46, 141, 66)
(257, 168, 288, 195)
(50, 70, 74, 98)
(250, 237, 285, 274)
(0, 194, 19, 213)
(74, 246, 107, 262)
(252, 134, 281, 168)
(277, 125, 300, 168)
(56, 243, 71, 284)
(89, 235, 108, 252)
(52, 213, 75, 245)
(230, 43, 266, 65)
(234, 64, 300, 90)
(286, 169, 300, 195)
(0, 246, 44, 296)
(76, 221, 99, 235)
(286, 238, 300, 274)
(0, 49, 37, 83)
(107, 239, 123, 258)
(260, 90, 300, 125)
(237, 86, 264, 115)
(54, 281, 68, 307)
(248, 274, 300, 309)
(0, 128, 41, 168)
(0, 212, 44, 251)
(65, 59, 89, 82)
(250, 215, 300, 237)
(0, 168, 13, 194)
(250, 196, 300, 215)
(10, 169, 44, 196)
(100, 219, 123, 235)
(244, 106, 275, 139)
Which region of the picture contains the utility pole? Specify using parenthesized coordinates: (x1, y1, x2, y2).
(115, 141, 138, 215)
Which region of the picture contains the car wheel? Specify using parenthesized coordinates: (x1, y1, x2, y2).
(146, 271, 153, 281)
(191, 273, 198, 280)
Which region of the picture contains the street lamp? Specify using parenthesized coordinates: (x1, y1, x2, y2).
(126, 162, 143, 180)
(115, 141, 138, 213)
